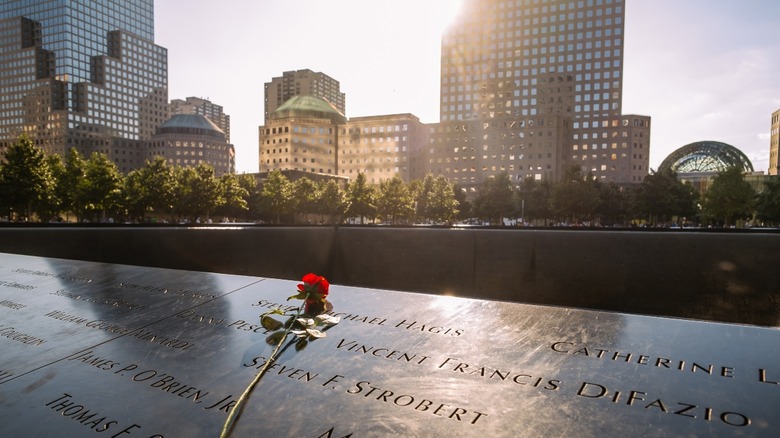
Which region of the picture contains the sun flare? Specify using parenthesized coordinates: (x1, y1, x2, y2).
(434, 0, 466, 36)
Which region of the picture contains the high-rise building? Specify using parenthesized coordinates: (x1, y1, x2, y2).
(259, 95, 428, 183)
(264, 70, 345, 122)
(770, 109, 779, 176)
(170, 97, 230, 142)
(435, 0, 649, 188)
(148, 114, 234, 176)
(0, 0, 168, 173)
(339, 114, 429, 184)
(260, 95, 344, 176)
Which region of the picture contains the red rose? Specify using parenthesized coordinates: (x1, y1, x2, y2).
(298, 273, 329, 300)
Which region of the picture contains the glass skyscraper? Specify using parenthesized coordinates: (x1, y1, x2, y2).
(430, 0, 650, 187)
(0, 0, 168, 173)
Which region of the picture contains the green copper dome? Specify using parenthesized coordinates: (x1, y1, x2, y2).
(158, 114, 225, 139)
(271, 95, 346, 124)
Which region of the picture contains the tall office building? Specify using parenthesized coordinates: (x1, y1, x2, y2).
(264, 70, 345, 122)
(340, 114, 429, 184)
(0, 0, 168, 173)
(170, 97, 230, 142)
(770, 109, 779, 176)
(434, 0, 649, 188)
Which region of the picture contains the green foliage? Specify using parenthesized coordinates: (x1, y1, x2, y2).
(216, 173, 250, 220)
(756, 177, 780, 224)
(59, 148, 86, 220)
(77, 152, 123, 222)
(0, 136, 56, 221)
(260, 170, 293, 223)
(701, 166, 756, 226)
(413, 174, 435, 222)
(632, 168, 698, 224)
(594, 181, 630, 225)
(550, 166, 599, 223)
(345, 173, 377, 224)
(474, 172, 516, 225)
(292, 177, 318, 223)
(377, 176, 414, 224)
(173, 163, 220, 222)
(315, 179, 345, 224)
(124, 156, 177, 221)
(518, 177, 552, 224)
(452, 184, 471, 220)
(425, 176, 459, 223)
(237, 174, 261, 220)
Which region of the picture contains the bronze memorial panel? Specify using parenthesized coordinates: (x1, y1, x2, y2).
(0, 252, 778, 437)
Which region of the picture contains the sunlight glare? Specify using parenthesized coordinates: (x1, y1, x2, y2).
(434, 0, 465, 36)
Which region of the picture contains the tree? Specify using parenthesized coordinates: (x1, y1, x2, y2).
(260, 170, 293, 223)
(171, 163, 220, 222)
(594, 180, 630, 226)
(123, 168, 148, 222)
(632, 168, 698, 225)
(42, 154, 65, 221)
(315, 179, 344, 224)
(0, 136, 56, 221)
(123, 157, 177, 222)
(756, 177, 780, 225)
(425, 176, 459, 223)
(518, 177, 553, 224)
(550, 166, 599, 224)
(292, 177, 318, 223)
(377, 176, 414, 224)
(345, 172, 376, 224)
(413, 174, 435, 222)
(452, 184, 471, 221)
(59, 148, 86, 221)
(237, 173, 261, 220)
(474, 172, 516, 225)
(215, 173, 249, 220)
(701, 166, 756, 227)
(78, 152, 123, 222)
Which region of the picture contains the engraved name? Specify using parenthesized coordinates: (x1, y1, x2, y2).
(0, 325, 45, 345)
(14, 268, 92, 283)
(0, 299, 26, 310)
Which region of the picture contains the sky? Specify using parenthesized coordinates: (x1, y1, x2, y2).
(155, 0, 780, 175)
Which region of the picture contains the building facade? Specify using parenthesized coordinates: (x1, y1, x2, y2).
(259, 95, 344, 176)
(259, 96, 429, 183)
(0, 0, 168, 174)
(263, 70, 345, 122)
(147, 114, 234, 176)
(436, 0, 648, 188)
(340, 114, 428, 183)
(770, 109, 779, 176)
(170, 96, 230, 142)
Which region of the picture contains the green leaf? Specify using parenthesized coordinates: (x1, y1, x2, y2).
(265, 331, 285, 346)
(260, 315, 283, 331)
(295, 338, 309, 351)
(287, 292, 307, 301)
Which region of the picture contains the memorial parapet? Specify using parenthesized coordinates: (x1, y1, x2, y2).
(1, 252, 778, 437)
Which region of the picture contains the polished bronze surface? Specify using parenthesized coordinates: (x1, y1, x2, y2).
(0, 252, 777, 436)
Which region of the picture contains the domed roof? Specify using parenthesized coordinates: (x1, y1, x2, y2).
(158, 114, 225, 139)
(271, 95, 346, 124)
(658, 141, 753, 175)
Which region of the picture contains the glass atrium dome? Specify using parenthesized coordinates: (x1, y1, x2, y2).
(658, 141, 753, 175)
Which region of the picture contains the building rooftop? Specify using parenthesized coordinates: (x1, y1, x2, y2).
(659, 140, 754, 175)
(270, 95, 346, 124)
(157, 114, 225, 139)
